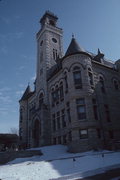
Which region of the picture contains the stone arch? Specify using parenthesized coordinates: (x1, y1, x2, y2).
(69, 62, 85, 71)
(32, 118, 41, 147)
(37, 89, 45, 100)
(98, 73, 106, 81)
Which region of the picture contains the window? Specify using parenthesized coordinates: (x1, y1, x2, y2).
(92, 99, 98, 120)
(97, 128, 101, 139)
(53, 49, 58, 60)
(59, 82, 64, 100)
(61, 109, 66, 128)
(79, 129, 88, 139)
(63, 135, 67, 144)
(51, 86, 59, 106)
(49, 20, 55, 26)
(76, 98, 86, 120)
(100, 76, 105, 93)
(64, 72, 68, 92)
(39, 93, 44, 109)
(53, 137, 56, 144)
(104, 104, 111, 122)
(58, 136, 61, 144)
(113, 80, 119, 90)
(57, 111, 60, 129)
(51, 88, 55, 106)
(73, 66, 82, 89)
(52, 38, 57, 43)
(52, 114, 56, 132)
(68, 131, 72, 142)
(109, 130, 114, 139)
(55, 85, 59, 104)
(88, 68, 94, 88)
(66, 102, 71, 122)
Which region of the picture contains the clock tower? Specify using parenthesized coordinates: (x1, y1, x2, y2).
(35, 11, 63, 99)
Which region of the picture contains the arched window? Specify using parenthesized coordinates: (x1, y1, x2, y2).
(113, 79, 119, 90)
(51, 88, 55, 106)
(88, 68, 94, 88)
(73, 66, 82, 89)
(59, 82, 64, 100)
(51, 85, 59, 106)
(99, 76, 105, 93)
(53, 49, 57, 60)
(55, 85, 59, 104)
(39, 93, 44, 109)
(64, 72, 68, 92)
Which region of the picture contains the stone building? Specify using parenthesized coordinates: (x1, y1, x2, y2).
(0, 134, 19, 151)
(19, 11, 120, 152)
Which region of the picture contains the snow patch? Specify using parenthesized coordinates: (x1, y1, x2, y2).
(0, 145, 120, 180)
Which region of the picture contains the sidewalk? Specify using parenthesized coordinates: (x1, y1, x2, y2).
(78, 167, 120, 180)
(50, 164, 120, 180)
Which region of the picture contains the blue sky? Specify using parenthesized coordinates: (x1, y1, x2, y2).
(0, 0, 120, 133)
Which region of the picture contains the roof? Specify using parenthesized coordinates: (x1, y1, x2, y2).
(40, 11, 58, 24)
(65, 37, 85, 56)
(19, 85, 34, 102)
(47, 59, 62, 80)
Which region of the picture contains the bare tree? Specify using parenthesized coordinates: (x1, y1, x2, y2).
(9, 127, 19, 135)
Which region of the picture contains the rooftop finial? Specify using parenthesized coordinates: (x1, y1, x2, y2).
(72, 33, 74, 39)
(98, 48, 101, 54)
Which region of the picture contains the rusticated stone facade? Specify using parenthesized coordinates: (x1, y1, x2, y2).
(19, 11, 120, 152)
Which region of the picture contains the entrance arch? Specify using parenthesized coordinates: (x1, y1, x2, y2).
(33, 119, 40, 147)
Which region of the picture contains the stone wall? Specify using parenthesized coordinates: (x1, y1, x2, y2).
(0, 150, 42, 165)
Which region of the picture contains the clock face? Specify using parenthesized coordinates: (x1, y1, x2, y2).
(52, 38, 57, 43)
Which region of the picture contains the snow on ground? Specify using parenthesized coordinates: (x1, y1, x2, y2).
(0, 145, 120, 180)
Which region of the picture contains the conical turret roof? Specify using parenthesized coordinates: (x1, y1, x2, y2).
(65, 37, 85, 56)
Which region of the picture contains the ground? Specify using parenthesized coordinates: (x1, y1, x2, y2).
(0, 145, 120, 180)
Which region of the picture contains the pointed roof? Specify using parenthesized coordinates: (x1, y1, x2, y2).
(98, 48, 104, 56)
(93, 48, 104, 62)
(20, 85, 31, 101)
(65, 37, 85, 56)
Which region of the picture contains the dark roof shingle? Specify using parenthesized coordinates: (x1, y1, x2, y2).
(65, 37, 85, 56)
